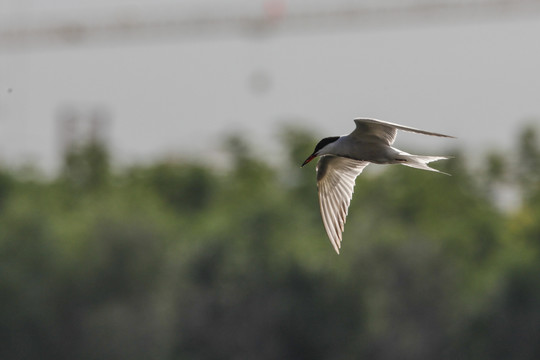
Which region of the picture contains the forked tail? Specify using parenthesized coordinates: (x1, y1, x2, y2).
(397, 152, 451, 175)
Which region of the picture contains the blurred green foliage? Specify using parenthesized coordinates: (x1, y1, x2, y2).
(1, 126, 540, 359)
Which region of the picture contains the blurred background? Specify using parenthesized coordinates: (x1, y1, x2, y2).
(1, 0, 540, 359)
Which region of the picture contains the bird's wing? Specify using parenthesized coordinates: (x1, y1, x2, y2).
(316, 155, 369, 254)
(352, 118, 455, 145)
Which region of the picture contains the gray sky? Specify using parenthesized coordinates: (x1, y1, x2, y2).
(1, 1, 540, 172)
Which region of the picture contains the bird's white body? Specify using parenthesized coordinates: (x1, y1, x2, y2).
(302, 118, 454, 254)
(317, 135, 401, 164)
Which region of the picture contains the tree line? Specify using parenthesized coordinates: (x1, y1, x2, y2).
(1, 125, 539, 359)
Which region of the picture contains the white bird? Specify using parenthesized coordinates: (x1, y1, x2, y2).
(301, 118, 455, 254)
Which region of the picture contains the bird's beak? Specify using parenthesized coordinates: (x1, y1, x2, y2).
(301, 154, 316, 167)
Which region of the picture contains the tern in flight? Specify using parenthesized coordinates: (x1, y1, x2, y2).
(302, 118, 454, 254)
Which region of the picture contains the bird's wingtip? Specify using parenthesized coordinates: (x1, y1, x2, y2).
(333, 242, 341, 254)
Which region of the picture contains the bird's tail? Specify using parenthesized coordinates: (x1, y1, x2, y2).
(397, 152, 451, 175)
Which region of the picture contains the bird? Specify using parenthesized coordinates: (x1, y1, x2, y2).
(301, 118, 455, 254)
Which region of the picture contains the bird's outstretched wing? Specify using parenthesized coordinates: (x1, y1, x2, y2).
(352, 118, 455, 146)
(317, 155, 369, 254)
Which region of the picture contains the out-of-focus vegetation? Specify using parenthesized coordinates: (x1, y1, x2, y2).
(1, 125, 540, 360)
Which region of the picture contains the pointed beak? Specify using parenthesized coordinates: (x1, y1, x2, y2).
(301, 154, 316, 167)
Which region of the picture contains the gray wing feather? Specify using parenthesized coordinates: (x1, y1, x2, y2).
(352, 118, 455, 145)
(316, 156, 369, 254)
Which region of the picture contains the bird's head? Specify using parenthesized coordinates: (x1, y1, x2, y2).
(301, 136, 340, 167)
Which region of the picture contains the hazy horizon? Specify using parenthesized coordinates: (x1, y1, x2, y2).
(1, 1, 540, 172)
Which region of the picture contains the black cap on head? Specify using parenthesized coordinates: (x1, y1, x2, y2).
(301, 136, 339, 167)
(313, 136, 340, 153)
